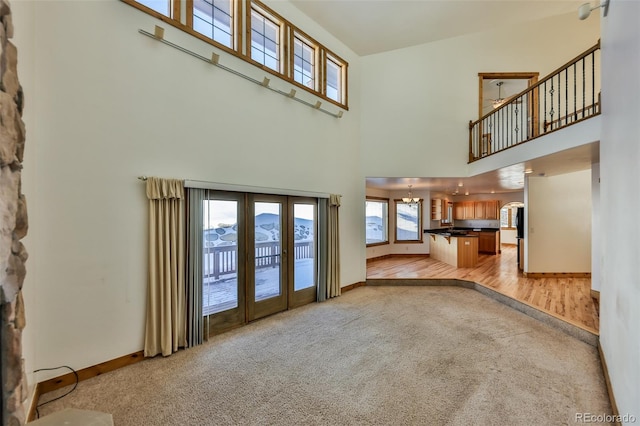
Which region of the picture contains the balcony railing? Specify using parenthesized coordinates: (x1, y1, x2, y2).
(469, 41, 601, 162)
(204, 240, 314, 280)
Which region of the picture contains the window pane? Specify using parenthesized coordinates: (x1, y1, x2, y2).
(251, 9, 280, 72)
(500, 208, 509, 228)
(294, 204, 315, 291)
(326, 59, 342, 102)
(294, 37, 315, 89)
(193, 0, 233, 49)
(138, 0, 170, 16)
(396, 203, 420, 241)
(366, 200, 388, 244)
(254, 202, 282, 301)
(203, 199, 239, 315)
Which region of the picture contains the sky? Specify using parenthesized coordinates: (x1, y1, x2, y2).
(204, 200, 315, 228)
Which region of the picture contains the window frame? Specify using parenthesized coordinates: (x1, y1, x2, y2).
(121, 0, 349, 109)
(190, 0, 237, 51)
(324, 51, 347, 105)
(247, 2, 285, 73)
(291, 31, 319, 91)
(393, 199, 424, 244)
(365, 197, 390, 247)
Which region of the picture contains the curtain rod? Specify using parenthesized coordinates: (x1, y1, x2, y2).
(138, 26, 344, 119)
(184, 179, 336, 198)
(138, 176, 337, 198)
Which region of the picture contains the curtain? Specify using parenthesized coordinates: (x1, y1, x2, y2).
(318, 194, 341, 301)
(144, 177, 187, 357)
(186, 188, 205, 347)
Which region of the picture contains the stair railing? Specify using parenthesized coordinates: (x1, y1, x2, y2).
(469, 41, 601, 162)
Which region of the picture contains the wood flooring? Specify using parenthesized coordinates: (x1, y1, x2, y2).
(366, 244, 599, 334)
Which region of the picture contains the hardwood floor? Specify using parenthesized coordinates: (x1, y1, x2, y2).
(366, 244, 599, 334)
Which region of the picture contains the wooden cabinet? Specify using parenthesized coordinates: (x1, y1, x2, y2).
(453, 200, 500, 220)
(484, 200, 499, 220)
(432, 199, 452, 222)
(478, 231, 500, 254)
(429, 234, 478, 268)
(431, 199, 442, 220)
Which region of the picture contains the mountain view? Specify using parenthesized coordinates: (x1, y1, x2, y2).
(204, 213, 314, 247)
(366, 209, 419, 243)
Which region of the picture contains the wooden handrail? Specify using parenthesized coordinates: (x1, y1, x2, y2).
(471, 40, 601, 126)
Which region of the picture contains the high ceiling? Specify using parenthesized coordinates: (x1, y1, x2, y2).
(290, 0, 597, 195)
(290, 0, 584, 56)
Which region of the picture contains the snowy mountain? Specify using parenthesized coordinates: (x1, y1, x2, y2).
(204, 213, 314, 247)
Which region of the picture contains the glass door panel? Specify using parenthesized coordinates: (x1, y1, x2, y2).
(293, 203, 315, 291)
(248, 195, 288, 321)
(203, 199, 240, 314)
(202, 191, 245, 336)
(289, 199, 317, 308)
(254, 201, 282, 302)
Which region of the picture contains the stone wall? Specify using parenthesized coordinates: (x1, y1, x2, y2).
(0, 0, 28, 424)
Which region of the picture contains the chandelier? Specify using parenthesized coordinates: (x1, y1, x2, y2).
(402, 185, 421, 204)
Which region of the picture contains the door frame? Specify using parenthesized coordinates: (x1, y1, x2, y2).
(478, 72, 540, 140)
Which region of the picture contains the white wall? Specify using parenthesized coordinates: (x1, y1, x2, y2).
(599, 0, 640, 419)
(18, 0, 363, 379)
(591, 162, 601, 292)
(361, 12, 600, 179)
(526, 170, 591, 273)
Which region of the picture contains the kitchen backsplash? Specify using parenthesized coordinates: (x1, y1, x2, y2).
(453, 219, 500, 228)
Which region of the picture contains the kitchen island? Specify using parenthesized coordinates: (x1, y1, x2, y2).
(426, 230, 479, 268)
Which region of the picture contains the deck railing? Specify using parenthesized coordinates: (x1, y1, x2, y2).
(469, 41, 601, 162)
(204, 240, 314, 280)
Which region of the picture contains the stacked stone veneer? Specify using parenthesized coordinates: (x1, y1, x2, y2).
(0, 0, 28, 424)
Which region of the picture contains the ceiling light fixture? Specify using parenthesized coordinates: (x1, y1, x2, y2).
(524, 169, 533, 174)
(578, 0, 609, 20)
(402, 185, 421, 204)
(492, 82, 506, 109)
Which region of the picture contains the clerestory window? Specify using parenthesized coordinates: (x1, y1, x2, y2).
(250, 6, 282, 72)
(193, 0, 234, 49)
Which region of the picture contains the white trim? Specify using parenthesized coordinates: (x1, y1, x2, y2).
(183, 179, 332, 198)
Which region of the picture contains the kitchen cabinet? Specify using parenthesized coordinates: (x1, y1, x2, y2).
(478, 231, 500, 254)
(434, 199, 451, 222)
(453, 200, 500, 220)
(431, 199, 442, 220)
(429, 233, 478, 268)
(484, 200, 499, 220)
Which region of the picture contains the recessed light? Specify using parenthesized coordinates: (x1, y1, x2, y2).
(458, 183, 464, 187)
(490, 190, 495, 194)
(524, 169, 534, 174)
(465, 191, 469, 196)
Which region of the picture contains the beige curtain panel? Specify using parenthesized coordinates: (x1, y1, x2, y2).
(144, 177, 187, 357)
(326, 194, 341, 299)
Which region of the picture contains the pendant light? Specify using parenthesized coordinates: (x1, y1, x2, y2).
(402, 185, 420, 204)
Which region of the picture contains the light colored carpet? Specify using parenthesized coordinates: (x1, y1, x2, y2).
(37, 287, 611, 425)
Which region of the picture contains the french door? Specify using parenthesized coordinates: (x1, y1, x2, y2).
(203, 192, 318, 335)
